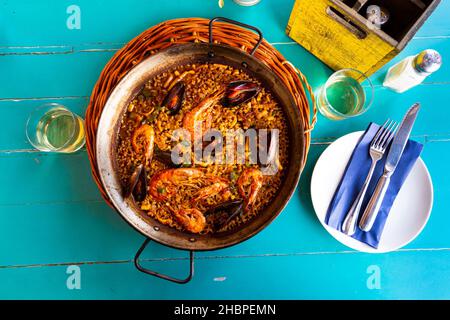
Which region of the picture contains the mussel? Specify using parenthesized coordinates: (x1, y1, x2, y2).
(154, 146, 182, 168)
(204, 199, 244, 231)
(222, 80, 260, 107)
(162, 81, 185, 115)
(123, 164, 148, 202)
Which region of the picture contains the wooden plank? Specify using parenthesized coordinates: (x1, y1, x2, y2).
(0, 250, 449, 299)
(0, 201, 150, 266)
(0, 152, 101, 205)
(311, 84, 450, 141)
(0, 51, 114, 98)
(0, 0, 295, 47)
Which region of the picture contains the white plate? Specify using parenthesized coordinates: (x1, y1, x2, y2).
(311, 131, 433, 253)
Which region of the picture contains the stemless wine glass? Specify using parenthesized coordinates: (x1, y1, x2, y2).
(317, 69, 374, 120)
(26, 103, 86, 153)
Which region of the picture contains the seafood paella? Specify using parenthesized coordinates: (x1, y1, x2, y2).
(115, 63, 290, 234)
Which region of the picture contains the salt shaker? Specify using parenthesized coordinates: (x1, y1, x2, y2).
(383, 49, 442, 93)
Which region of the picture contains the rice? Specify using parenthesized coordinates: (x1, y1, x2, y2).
(116, 63, 289, 234)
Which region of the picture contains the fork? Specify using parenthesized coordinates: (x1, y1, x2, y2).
(341, 120, 398, 236)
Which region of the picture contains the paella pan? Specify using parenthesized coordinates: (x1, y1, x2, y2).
(92, 17, 314, 283)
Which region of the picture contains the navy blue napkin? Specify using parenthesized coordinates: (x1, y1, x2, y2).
(325, 123, 423, 248)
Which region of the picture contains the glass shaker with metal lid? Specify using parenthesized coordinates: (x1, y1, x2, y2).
(383, 49, 442, 93)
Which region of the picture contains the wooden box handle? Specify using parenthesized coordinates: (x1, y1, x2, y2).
(326, 6, 367, 39)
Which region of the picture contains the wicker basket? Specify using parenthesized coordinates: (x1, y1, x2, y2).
(85, 17, 316, 206)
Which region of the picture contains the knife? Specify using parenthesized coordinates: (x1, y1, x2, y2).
(359, 103, 421, 232)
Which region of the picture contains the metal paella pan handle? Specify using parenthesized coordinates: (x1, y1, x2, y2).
(134, 238, 194, 284)
(209, 17, 263, 56)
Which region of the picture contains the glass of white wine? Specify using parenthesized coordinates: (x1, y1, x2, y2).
(26, 103, 85, 153)
(317, 69, 374, 120)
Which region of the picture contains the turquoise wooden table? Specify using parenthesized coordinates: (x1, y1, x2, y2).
(1, 0, 449, 299)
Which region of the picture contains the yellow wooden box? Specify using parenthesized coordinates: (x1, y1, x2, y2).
(287, 0, 441, 76)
